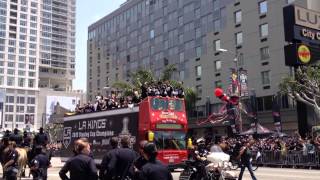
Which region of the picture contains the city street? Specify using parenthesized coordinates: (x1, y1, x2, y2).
(0, 158, 319, 180)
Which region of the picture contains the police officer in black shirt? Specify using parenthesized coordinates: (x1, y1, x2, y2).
(135, 142, 173, 180)
(3, 141, 19, 180)
(133, 140, 148, 171)
(34, 128, 48, 147)
(22, 131, 32, 148)
(99, 137, 119, 180)
(30, 146, 51, 180)
(59, 138, 98, 180)
(9, 129, 23, 147)
(108, 135, 138, 180)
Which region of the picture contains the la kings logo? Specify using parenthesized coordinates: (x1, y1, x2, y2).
(63, 127, 72, 148)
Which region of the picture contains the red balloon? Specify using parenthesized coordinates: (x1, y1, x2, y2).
(214, 88, 224, 97)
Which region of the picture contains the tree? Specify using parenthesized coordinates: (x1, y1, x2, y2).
(184, 87, 197, 117)
(279, 65, 320, 119)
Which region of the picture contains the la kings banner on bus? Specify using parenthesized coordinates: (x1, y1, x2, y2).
(61, 111, 139, 159)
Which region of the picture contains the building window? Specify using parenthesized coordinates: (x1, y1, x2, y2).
(27, 97, 35, 104)
(259, 0, 267, 14)
(7, 77, 14, 86)
(215, 60, 221, 71)
(261, 71, 270, 85)
(235, 32, 243, 46)
(178, 16, 183, 26)
(214, 39, 221, 51)
(260, 46, 270, 60)
(179, 52, 184, 63)
(17, 96, 25, 104)
(234, 10, 242, 24)
(179, 34, 183, 44)
(213, 19, 220, 32)
(196, 85, 202, 98)
(5, 115, 13, 122)
(18, 78, 24, 87)
(195, 65, 202, 77)
(5, 105, 14, 112)
(237, 53, 244, 66)
(215, 80, 222, 88)
(6, 96, 14, 103)
(27, 106, 35, 113)
(195, 28, 201, 39)
(260, 23, 268, 37)
(287, 0, 295, 4)
(195, 8, 200, 19)
(163, 23, 168, 32)
(196, 46, 202, 57)
(28, 79, 35, 88)
(150, 29, 155, 39)
(179, 70, 185, 81)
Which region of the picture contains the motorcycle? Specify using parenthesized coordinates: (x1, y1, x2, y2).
(179, 152, 238, 180)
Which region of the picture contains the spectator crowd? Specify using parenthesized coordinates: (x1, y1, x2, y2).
(73, 81, 185, 115)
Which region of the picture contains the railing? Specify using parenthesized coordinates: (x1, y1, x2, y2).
(253, 150, 320, 168)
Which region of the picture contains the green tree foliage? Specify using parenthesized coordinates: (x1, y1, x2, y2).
(279, 65, 320, 119)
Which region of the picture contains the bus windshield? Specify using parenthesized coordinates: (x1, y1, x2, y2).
(154, 131, 186, 150)
(151, 98, 184, 111)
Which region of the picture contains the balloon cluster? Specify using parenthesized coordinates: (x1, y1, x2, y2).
(214, 88, 239, 105)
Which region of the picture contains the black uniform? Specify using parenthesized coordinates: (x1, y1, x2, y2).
(99, 148, 118, 180)
(9, 133, 23, 147)
(34, 133, 48, 147)
(4, 149, 19, 180)
(59, 153, 98, 180)
(136, 160, 173, 180)
(22, 135, 32, 147)
(31, 153, 51, 180)
(108, 147, 138, 180)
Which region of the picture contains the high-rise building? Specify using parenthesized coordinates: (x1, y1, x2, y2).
(88, 0, 320, 136)
(0, 0, 76, 130)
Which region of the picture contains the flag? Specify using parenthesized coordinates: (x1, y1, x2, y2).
(272, 95, 282, 132)
(239, 69, 249, 97)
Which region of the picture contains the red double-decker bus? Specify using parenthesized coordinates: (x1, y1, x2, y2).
(139, 96, 188, 168)
(61, 96, 188, 169)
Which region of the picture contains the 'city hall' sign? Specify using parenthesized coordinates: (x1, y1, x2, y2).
(284, 5, 320, 44)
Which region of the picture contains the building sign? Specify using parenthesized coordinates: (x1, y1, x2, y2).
(284, 5, 320, 44)
(284, 5, 320, 66)
(285, 44, 320, 66)
(294, 6, 320, 31)
(297, 45, 311, 63)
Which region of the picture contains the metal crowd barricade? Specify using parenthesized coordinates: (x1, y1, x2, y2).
(253, 150, 320, 168)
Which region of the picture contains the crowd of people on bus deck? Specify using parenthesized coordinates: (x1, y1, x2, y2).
(74, 81, 185, 114)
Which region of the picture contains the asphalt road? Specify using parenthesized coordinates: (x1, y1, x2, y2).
(1, 166, 320, 180)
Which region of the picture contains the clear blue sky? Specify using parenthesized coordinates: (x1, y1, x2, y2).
(73, 0, 126, 91)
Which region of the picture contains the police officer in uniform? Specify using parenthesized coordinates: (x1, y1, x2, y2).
(34, 128, 48, 147)
(22, 131, 32, 148)
(193, 138, 210, 180)
(30, 146, 51, 180)
(133, 140, 148, 171)
(3, 141, 19, 180)
(9, 129, 23, 147)
(99, 137, 119, 180)
(59, 138, 98, 180)
(135, 142, 173, 180)
(108, 135, 138, 180)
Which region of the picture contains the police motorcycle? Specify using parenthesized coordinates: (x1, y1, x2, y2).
(180, 139, 238, 180)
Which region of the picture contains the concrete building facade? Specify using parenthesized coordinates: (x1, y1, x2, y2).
(0, 0, 76, 131)
(87, 0, 320, 136)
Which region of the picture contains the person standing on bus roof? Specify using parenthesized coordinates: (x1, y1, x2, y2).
(134, 142, 173, 180)
(99, 137, 119, 180)
(108, 135, 138, 180)
(59, 138, 98, 180)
